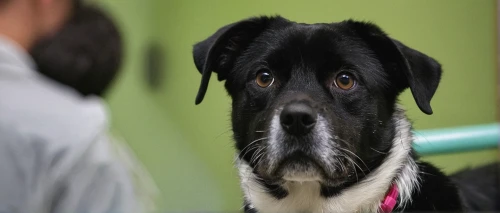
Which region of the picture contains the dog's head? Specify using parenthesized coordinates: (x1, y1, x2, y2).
(193, 16, 440, 191)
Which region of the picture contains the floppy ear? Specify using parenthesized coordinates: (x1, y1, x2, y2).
(193, 16, 284, 104)
(344, 20, 442, 115)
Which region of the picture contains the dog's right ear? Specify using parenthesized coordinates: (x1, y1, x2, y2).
(343, 20, 442, 115)
(193, 16, 284, 104)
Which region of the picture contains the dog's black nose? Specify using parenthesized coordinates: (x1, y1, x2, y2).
(280, 102, 317, 136)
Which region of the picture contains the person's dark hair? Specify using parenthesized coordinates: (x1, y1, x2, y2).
(0, 0, 11, 8)
(30, 5, 123, 97)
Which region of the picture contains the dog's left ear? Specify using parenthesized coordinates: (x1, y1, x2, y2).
(344, 20, 442, 115)
(193, 16, 286, 104)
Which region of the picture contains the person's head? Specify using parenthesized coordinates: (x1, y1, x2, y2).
(0, 0, 76, 49)
(30, 5, 123, 97)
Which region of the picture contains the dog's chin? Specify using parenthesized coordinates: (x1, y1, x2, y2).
(263, 156, 350, 187)
(281, 162, 323, 183)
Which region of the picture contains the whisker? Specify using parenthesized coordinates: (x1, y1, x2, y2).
(335, 156, 347, 173)
(347, 157, 359, 182)
(239, 137, 269, 157)
(338, 153, 366, 177)
(255, 153, 267, 167)
(251, 150, 266, 165)
(250, 146, 267, 165)
(337, 147, 370, 172)
(339, 157, 347, 173)
(209, 129, 233, 145)
(234, 145, 260, 164)
(370, 147, 388, 154)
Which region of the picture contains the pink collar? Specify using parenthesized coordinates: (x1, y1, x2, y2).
(380, 184, 399, 213)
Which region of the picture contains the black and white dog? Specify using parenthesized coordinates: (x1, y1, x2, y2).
(192, 16, 466, 212)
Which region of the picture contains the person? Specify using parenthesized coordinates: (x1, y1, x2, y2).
(0, 0, 144, 212)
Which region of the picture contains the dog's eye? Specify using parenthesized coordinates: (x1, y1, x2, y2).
(334, 73, 356, 90)
(256, 71, 274, 88)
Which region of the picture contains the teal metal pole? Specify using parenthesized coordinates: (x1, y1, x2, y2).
(413, 123, 500, 155)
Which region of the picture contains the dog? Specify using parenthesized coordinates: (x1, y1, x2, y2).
(192, 16, 466, 213)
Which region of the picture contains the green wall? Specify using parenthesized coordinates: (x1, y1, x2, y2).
(98, 0, 224, 211)
(99, 0, 498, 212)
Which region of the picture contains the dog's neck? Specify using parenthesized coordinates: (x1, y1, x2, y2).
(237, 109, 420, 213)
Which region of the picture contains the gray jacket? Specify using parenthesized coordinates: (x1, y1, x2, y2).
(0, 36, 138, 213)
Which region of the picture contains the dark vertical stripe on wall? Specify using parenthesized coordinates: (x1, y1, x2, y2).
(495, 0, 500, 124)
(497, 0, 500, 159)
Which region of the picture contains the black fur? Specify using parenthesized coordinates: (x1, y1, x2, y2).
(193, 16, 468, 212)
(452, 162, 500, 212)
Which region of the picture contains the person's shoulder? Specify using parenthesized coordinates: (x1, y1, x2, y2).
(0, 71, 110, 148)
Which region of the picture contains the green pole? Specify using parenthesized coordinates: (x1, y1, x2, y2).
(413, 123, 500, 155)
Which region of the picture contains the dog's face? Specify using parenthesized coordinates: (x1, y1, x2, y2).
(193, 16, 440, 194)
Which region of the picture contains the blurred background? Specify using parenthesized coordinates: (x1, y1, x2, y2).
(94, 0, 498, 212)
